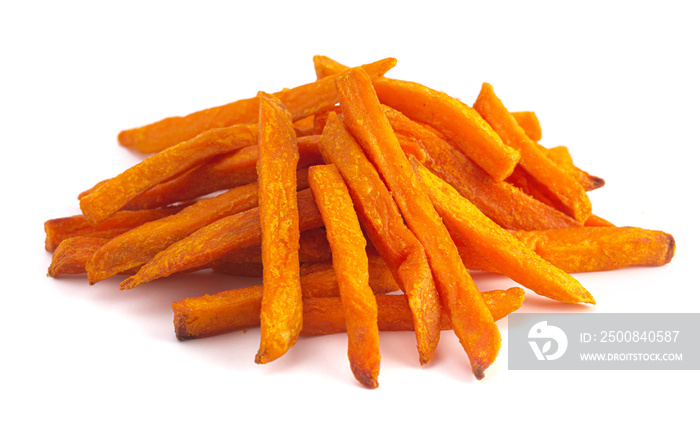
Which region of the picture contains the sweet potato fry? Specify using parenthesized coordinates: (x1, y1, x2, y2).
(302, 288, 525, 336)
(411, 158, 595, 304)
(120, 146, 259, 210)
(318, 112, 441, 366)
(336, 67, 501, 379)
(511, 227, 675, 272)
(511, 111, 542, 142)
(119, 188, 323, 290)
(52, 233, 324, 279)
(86, 181, 260, 284)
(210, 262, 264, 277)
(510, 112, 604, 191)
(211, 225, 331, 277)
(383, 105, 580, 230)
(505, 165, 559, 207)
(44, 206, 185, 252)
(80, 124, 258, 225)
(172, 286, 524, 341)
(293, 115, 316, 136)
(105, 136, 321, 210)
(314, 55, 519, 182)
(118, 58, 397, 153)
(48, 237, 110, 277)
(313, 55, 349, 79)
(373, 78, 520, 182)
(474, 83, 592, 222)
(308, 164, 381, 388)
(254, 92, 303, 364)
(217, 228, 331, 266)
(77, 146, 256, 206)
(584, 214, 615, 227)
(298, 253, 402, 297)
(544, 146, 605, 192)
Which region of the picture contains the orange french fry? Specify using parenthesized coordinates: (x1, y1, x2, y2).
(209, 262, 264, 277)
(44, 205, 185, 252)
(584, 214, 615, 227)
(314, 55, 519, 182)
(293, 115, 316, 136)
(126, 145, 258, 209)
(411, 158, 595, 304)
(298, 253, 402, 297)
(172, 261, 393, 341)
(509, 112, 604, 192)
(77, 144, 258, 207)
(215, 252, 401, 296)
(505, 165, 560, 207)
(302, 289, 525, 336)
(314, 105, 426, 162)
(95, 135, 320, 210)
(313, 55, 350, 79)
(511, 227, 675, 273)
(384, 105, 580, 231)
(86, 181, 260, 284)
(336, 67, 501, 379)
(503, 110, 605, 193)
(172, 284, 524, 341)
(474, 83, 592, 223)
(373, 78, 520, 182)
(308, 164, 381, 388)
(48, 237, 110, 277)
(544, 145, 605, 192)
(511, 111, 542, 142)
(211, 225, 332, 277)
(118, 58, 397, 154)
(254, 92, 303, 364)
(80, 123, 258, 225)
(217, 228, 331, 266)
(318, 112, 441, 366)
(119, 188, 323, 290)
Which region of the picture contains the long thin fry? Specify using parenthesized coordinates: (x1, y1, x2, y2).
(544, 146, 605, 191)
(48, 237, 110, 277)
(474, 83, 592, 222)
(44, 206, 185, 252)
(254, 92, 302, 364)
(173, 286, 524, 341)
(80, 124, 258, 225)
(313, 55, 519, 182)
(584, 214, 615, 227)
(119, 188, 322, 290)
(86, 181, 259, 284)
(336, 67, 501, 379)
(120, 135, 322, 210)
(298, 254, 402, 297)
(318, 112, 441, 366)
(118, 58, 397, 153)
(308, 164, 380, 388)
(303, 289, 525, 336)
(511, 227, 676, 272)
(384, 105, 580, 230)
(373, 78, 521, 182)
(411, 158, 595, 304)
(217, 228, 331, 266)
(511, 111, 542, 142)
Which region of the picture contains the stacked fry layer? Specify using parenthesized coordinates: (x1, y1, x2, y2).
(45, 56, 675, 388)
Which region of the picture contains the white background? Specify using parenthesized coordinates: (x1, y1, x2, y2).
(2, 1, 698, 426)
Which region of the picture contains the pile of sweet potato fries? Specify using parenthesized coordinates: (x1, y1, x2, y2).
(45, 56, 675, 388)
